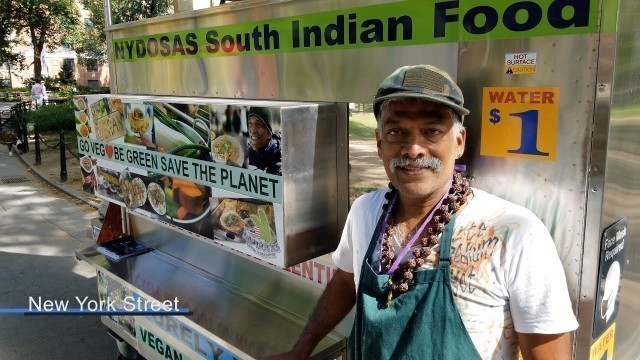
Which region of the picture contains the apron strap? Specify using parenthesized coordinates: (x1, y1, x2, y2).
(438, 214, 457, 267)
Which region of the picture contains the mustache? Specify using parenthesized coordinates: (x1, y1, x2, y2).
(388, 156, 442, 173)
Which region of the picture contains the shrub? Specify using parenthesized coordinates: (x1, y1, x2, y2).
(24, 101, 75, 132)
(75, 85, 110, 94)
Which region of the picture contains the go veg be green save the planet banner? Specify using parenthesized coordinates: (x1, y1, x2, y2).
(78, 138, 283, 204)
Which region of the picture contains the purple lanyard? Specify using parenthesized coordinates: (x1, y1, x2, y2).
(378, 180, 452, 275)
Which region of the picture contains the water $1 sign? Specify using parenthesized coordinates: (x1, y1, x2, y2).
(481, 87, 560, 160)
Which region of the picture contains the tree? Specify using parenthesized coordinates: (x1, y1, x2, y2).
(111, 0, 173, 24)
(0, 1, 23, 67)
(57, 61, 75, 85)
(72, 0, 172, 66)
(5, 0, 79, 80)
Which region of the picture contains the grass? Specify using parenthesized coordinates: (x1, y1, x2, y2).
(349, 112, 377, 139)
(347, 111, 384, 205)
(349, 185, 379, 205)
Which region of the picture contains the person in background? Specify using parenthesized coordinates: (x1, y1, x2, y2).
(245, 107, 282, 176)
(267, 65, 578, 359)
(31, 79, 46, 109)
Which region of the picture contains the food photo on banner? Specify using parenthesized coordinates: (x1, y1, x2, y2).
(137, 175, 214, 239)
(80, 155, 98, 194)
(74, 96, 91, 138)
(123, 102, 154, 148)
(94, 161, 150, 209)
(210, 197, 281, 258)
(91, 97, 126, 142)
(150, 101, 211, 158)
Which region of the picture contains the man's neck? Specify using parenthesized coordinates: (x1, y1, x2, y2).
(395, 187, 449, 225)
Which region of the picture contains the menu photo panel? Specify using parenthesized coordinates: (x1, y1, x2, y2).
(78, 96, 289, 266)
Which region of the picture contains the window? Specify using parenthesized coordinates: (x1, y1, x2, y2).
(88, 80, 99, 87)
(87, 60, 98, 72)
(63, 58, 75, 71)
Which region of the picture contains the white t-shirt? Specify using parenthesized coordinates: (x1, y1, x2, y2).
(332, 188, 579, 359)
(31, 83, 45, 96)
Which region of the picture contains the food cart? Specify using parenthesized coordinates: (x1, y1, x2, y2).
(75, 0, 640, 359)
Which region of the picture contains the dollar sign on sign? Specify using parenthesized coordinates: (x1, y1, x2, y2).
(489, 108, 501, 125)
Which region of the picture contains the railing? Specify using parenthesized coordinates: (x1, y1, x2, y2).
(1, 98, 80, 182)
(0, 101, 31, 152)
(33, 127, 79, 182)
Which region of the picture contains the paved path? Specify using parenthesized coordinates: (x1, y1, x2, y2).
(0, 150, 117, 359)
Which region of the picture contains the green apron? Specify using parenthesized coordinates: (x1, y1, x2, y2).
(348, 214, 482, 360)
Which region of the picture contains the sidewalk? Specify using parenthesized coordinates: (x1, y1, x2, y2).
(0, 148, 116, 359)
(18, 134, 103, 209)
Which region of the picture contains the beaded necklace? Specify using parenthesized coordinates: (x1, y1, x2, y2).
(378, 172, 471, 304)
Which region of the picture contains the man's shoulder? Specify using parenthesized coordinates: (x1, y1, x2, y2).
(463, 188, 546, 228)
(351, 188, 388, 212)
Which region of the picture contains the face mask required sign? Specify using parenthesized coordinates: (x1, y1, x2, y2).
(77, 138, 282, 204)
(112, 0, 597, 62)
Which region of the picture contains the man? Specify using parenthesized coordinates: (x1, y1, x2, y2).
(31, 79, 46, 108)
(245, 107, 282, 175)
(268, 65, 578, 359)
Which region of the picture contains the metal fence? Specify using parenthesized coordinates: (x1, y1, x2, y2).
(33, 128, 79, 182)
(0, 100, 78, 182)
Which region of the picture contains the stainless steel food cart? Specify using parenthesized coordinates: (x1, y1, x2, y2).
(76, 0, 640, 358)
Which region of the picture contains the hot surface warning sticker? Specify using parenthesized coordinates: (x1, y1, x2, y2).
(481, 87, 559, 160)
(505, 52, 536, 75)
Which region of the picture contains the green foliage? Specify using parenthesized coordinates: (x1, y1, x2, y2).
(0, 87, 28, 93)
(53, 85, 74, 99)
(57, 62, 76, 85)
(24, 101, 75, 132)
(0, 1, 23, 66)
(111, 0, 173, 24)
(4, 0, 80, 80)
(72, 0, 172, 65)
(0, 88, 28, 101)
(75, 85, 110, 94)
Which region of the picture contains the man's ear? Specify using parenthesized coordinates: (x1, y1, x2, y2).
(376, 128, 383, 159)
(456, 127, 466, 159)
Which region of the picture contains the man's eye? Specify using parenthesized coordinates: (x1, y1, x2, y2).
(426, 129, 443, 136)
(387, 129, 401, 136)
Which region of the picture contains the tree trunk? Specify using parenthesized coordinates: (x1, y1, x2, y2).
(33, 47, 41, 80)
(29, 25, 41, 80)
(30, 25, 46, 81)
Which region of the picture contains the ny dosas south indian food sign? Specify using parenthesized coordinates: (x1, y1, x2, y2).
(112, 0, 597, 62)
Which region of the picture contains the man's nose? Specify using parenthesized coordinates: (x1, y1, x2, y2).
(402, 133, 427, 159)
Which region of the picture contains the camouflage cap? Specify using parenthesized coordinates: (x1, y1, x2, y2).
(373, 65, 469, 119)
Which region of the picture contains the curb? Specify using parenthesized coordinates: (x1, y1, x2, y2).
(15, 150, 101, 209)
